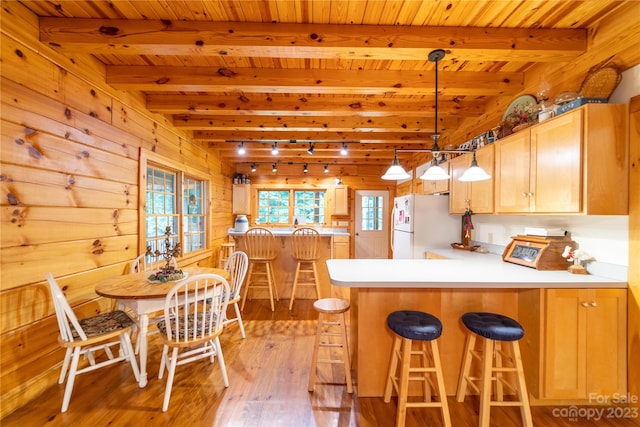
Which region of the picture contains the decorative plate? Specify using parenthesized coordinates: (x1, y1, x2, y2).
(502, 95, 537, 121)
(148, 271, 188, 284)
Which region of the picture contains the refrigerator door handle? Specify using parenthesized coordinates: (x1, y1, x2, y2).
(390, 207, 396, 253)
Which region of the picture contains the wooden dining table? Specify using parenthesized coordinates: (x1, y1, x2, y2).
(94, 266, 229, 387)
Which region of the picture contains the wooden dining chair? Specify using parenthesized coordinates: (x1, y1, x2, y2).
(241, 227, 280, 311)
(289, 226, 322, 310)
(222, 251, 249, 338)
(45, 273, 140, 413)
(157, 274, 231, 412)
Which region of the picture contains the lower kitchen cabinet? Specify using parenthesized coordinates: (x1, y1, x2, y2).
(332, 235, 350, 259)
(520, 288, 627, 400)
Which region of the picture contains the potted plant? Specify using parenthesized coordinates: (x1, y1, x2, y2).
(146, 226, 184, 283)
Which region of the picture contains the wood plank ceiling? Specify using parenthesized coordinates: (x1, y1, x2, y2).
(20, 0, 629, 169)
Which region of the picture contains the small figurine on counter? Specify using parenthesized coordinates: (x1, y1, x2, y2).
(562, 246, 595, 274)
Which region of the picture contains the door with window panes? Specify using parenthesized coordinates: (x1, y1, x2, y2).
(355, 190, 389, 258)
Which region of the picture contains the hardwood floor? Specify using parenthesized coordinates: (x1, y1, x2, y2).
(3, 295, 638, 427)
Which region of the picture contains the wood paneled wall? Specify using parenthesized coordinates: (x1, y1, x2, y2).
(628, 95, 640, 409)
(0, 2, 233, 417)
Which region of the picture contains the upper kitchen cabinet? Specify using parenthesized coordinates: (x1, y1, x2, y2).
(333, 185, 349, 216)
(495, 104, 628, 214)
(450, 145, 494, 214)
(232, 184, 251, 214)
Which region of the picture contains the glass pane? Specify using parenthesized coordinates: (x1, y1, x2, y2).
(361, 196, 383, 231)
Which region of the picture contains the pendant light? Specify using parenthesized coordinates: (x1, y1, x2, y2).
(416, 49, 491, 182)
(382, 150, 410, 180)
(459, 151, 491, 181)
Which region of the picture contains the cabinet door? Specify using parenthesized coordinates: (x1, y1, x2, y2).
(494, 131, 532, 213)
(543, 289, 587, 399)
(232, 184, 251, 214)
(332, 235, 350, 259)
(333, 185, 349, 215)
(449, 154, 471, 214)
(468, 146, 494, 213)
(586, 289, 627, 397)
(531, 110, 582, 213)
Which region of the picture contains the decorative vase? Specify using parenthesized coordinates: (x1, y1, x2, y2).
(234, 214, 249, 232)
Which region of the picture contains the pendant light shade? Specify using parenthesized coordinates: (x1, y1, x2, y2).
(382, 151, 410, 180)
(459, 152, 491, 182)
(420, 159, 450, 181)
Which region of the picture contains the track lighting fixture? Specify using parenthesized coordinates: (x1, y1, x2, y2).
(307, 143, 314, 155)
(250, 163, 256, 172)
(271, 143, 279, 155)
(340, 142, 348, 155)
(324, 164, 329, 173)
(237, 142, 246, 155)
(303, 163, 308, 173)
(272, 163, 278, 172)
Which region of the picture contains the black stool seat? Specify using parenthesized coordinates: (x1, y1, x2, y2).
(461, 312, 524, 341)
(387, 310, 442, 341)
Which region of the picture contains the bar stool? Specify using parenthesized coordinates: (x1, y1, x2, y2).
(308, 298, 353, 394)
(384, 310, 451, 427)
(289, 227, 321, 310)
(241, 227, 279, 312)
(218, 241, 236, 268)
(456, 312, 532, 427)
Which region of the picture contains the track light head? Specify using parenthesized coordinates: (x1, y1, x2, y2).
(307, 143, 314, 155)
(271, 142, 279, 155)
(237, 142, 246, 155)
(303, 163, 308, 173)
(340, 142, 348, 155)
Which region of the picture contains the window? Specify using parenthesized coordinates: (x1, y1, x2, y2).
(361, 195, 384, 231)
(257, 189, 326, 224)
(294, 191, 325, 224)
(145, 163, 208, 257)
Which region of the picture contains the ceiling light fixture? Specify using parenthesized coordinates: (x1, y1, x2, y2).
(237, 141, 246, 155)
(250, 163, 257, 172)
(307, 143, 314, 155)
(382, 150, 411, 180)
(272, 163, 278, 172)
(459, 151, 492, 181)
(340, 142, 348, 155)
(324, 164, 329, 173)
(271, 142, 279, 155)
(303, 163, 308, 173)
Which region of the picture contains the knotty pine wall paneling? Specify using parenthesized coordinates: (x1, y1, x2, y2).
(0, 2, 232, 417)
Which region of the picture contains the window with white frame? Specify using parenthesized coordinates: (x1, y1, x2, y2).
(145, 164, 208, 257)
(257, 189, 325, 224)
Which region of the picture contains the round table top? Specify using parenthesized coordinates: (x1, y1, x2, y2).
(95, 266, 229, 300)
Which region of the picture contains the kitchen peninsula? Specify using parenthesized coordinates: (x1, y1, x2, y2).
(326, 251, 628, 402)
(229, 227, 350, 300)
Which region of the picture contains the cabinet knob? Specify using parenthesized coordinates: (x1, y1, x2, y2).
(528, 192, 534, 197)
(581, 301, 589, 307)
(522, 192, 527, 197)
(590, 301, 598, 307)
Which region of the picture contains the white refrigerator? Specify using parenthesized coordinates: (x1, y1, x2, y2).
(391, 194, 460, 259)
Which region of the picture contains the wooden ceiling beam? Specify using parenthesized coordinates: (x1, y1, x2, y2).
(40, 18, 586, 62)
(107, 66, 522, 96)
(194, 130, 439, 142)
(146, 94, 485, 117)
(172, 114, 460, 131)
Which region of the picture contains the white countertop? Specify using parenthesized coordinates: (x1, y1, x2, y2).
(228, 227, 349, 237)
(326, 250, 627, 289)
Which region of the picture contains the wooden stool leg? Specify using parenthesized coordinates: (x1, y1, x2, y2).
(479, 338, 493, 427)
(264, 262, 275, 311)
(396, 337, 412, 427)
(495, 341, 504, 402)
(289, 261, 302, 310)
(339, 311, 353, 393)
(312, 261, 321, 299)
(430, 339, 452, 427)
(268, 261, 279, 301)
(456, 332, 476, 402)
(308, 312, 324, 392)
(420, 341, 431, 402)
(511, 341, 533, 427)
(384, 335, 402, 402)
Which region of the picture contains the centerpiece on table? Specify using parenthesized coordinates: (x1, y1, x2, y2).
(147, 226, 185, 283)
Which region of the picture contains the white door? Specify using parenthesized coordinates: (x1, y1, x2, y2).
(355, 190, 389, 258)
